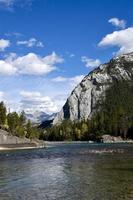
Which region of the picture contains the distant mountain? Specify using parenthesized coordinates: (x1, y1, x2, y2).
(25, 111, 55, 124)
(39, 113, 57, 128)
(53, 52, 133, 124)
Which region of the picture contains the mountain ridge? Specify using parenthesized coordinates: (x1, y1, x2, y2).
(53, 52, 133, 124)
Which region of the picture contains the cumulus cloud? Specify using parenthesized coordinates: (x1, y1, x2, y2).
(108, 18, 126, 29)
(17, 38, 44, 48)
(98, 27, 133, 54)
(81, 56, 101, 68)
(13, 53, 56, 75)
(0, 60, 17, 75)
(20, 90, 58, 114)
(0, 39, 10, 51)
(0, 52, 64, 76)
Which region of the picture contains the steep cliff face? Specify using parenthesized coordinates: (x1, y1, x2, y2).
(53, 52, 133, 124)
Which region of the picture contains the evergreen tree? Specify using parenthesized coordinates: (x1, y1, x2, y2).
(19, 111, 26, 126)
(7, 112, 19, 134)
(26, 120, 32, 139)
(0, 101, 7, 127)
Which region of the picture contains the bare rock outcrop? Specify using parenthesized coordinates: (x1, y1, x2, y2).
(53, 52, 133, 124)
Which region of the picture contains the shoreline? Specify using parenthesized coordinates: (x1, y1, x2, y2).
(0, 143, 45, 151)
(0, 146, 43, 151)
(0, 140, 132, 151)
(45, 140, 133, 146)
(0, 145, 45, 151)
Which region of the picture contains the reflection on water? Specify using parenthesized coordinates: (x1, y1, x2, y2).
(0, 143, 133, 200)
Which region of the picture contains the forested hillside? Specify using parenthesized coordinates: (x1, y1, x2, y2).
(42, 80, 133, 141)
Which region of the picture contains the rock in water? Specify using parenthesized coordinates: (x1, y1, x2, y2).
(53, 52, 133, 124)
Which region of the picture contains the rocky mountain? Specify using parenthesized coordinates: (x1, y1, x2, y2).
(39, 113, 57, 128)
(53, 52, 133, 124)
(25, 111, 54, 124)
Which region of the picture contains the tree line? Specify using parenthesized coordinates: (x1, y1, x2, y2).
(0, 102, 39, 139)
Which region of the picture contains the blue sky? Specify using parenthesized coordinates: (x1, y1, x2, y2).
(0, 0, 133, 114)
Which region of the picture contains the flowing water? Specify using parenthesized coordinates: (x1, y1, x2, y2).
(0, 143, 133, 200)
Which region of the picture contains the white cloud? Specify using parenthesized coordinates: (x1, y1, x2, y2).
(43, 52, 63, 65)
(20, 90, 58, 114)
(0, 60, 17, 75)
(0, 74, 84, 113)
(53, 93, 68, 111)
(70, 54, 75, 58)
(108, 18, 126, 29)
(0, 91, 5, 101)
(52, 75, 84, 87)
(0, 91, 11, 110)
(5, 32, 23, 37)
(52, 76, 67, 82)
(0, 39, 10, 51)
(0, 0, 13, 6)
(0, 52, 64, 76)
(98, 27, 133, 54)
(17, 38, 44, 48)
(81, 56, 101, 68)
(0, 0, 33, 10)
(71, 75, 84, 86)
(13, 53, 55, 75)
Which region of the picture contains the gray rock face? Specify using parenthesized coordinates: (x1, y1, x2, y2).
(0, 129, 31, 145)
(101, 135, 123, 143)
(53, 52, 133, 124)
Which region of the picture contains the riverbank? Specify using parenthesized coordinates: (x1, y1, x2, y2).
(0, 143, 45, 151)
(0, 129, 133, 151)
(101, 134, 133, 143)
(0, 129, 45, 151)
(44, 138, 133, 148)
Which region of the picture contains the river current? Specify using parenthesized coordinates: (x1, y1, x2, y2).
(0, 143, 133, 200)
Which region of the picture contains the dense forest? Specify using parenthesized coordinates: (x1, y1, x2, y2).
(42, 80, 133, 141)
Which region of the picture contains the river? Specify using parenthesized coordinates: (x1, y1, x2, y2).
(0, 143, 133, 200)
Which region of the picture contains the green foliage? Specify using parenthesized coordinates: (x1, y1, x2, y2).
(0, 101, 7, 127)
(25, 120, 39, 139)
(94, 80, 133, 139)
(0, 101, 40, 139)
(43, 119, 92, 141)
(15, 126, 25, 138)
(19, 111, 26, 126)
(25, 120, 32, 138)
(7, 112, 19, 134)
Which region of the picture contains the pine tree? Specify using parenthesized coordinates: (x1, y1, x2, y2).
(0, 101, 7, 127)
(26, 120, 32, 139)
(7, 112, 19, 134)
(19, 111, 26, 126)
